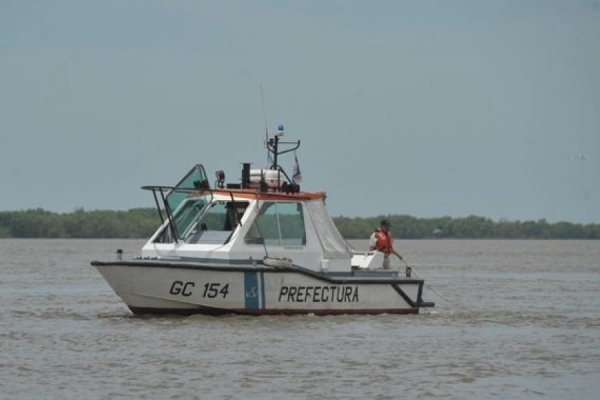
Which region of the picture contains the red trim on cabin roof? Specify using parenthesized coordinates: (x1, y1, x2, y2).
(211, 189, 325, 201)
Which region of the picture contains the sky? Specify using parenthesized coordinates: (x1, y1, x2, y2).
(1, 0, 599, 223)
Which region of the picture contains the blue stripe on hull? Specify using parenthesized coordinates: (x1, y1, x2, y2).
(260, 272, 266, 309)
(244, 271, 259, 309)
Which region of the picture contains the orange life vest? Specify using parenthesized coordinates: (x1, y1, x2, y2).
(373, 229, 393, 254)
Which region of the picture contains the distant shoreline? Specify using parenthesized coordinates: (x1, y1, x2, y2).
(1, 208, 598, 240)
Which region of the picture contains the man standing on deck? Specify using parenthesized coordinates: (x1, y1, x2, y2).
(370, 219, 403, 270)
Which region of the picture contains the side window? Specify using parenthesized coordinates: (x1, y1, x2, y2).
(185, 201, 248, 244)
(277, 203, 306, 245)
(245, 203, 279, 244)
(245, 202, 306, 246)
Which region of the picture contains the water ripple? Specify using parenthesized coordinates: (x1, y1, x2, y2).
(1, 239, 599, 399)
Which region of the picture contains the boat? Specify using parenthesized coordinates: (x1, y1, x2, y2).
(91, 127, 434, 315)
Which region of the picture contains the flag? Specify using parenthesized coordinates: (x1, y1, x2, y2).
(292, 152, 303, 184)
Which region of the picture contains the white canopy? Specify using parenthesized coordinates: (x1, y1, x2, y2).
(304, 200, 353, 261)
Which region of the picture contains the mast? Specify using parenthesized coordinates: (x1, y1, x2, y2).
(267, 124, 300, 171)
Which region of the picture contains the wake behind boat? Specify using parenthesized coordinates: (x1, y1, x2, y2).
(91, 127, 434, 315)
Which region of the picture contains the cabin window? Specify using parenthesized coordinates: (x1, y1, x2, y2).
(185, 200, 249, 244)
(245, 202, 306, 246)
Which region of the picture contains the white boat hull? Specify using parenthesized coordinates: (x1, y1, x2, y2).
(92, 260, 433, 315)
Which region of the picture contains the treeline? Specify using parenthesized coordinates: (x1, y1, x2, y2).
(0, 209, 599, 239)
(334, 215, 600, 239)
(0, 208, 159, 238)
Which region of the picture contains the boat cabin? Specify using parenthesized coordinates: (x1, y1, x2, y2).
(142, 165, 368, 271)
(140, 133, 385, 273)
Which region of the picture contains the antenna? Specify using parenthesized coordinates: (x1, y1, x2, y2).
(259, 85, 272, 166)
(260, 85, 268, 133)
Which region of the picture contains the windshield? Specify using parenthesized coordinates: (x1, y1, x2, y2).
(171, 194, 212, 239)
(151, 164, 212, 242)
(166, 164, 209, 213)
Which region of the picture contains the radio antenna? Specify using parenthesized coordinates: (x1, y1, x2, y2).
(260, 85, 273, 167)
(260, 85, 269, 135)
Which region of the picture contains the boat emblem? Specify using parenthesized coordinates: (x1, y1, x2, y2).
(245, 286, 258, 298)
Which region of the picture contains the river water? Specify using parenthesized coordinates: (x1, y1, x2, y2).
(1, 239, 599, 399)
